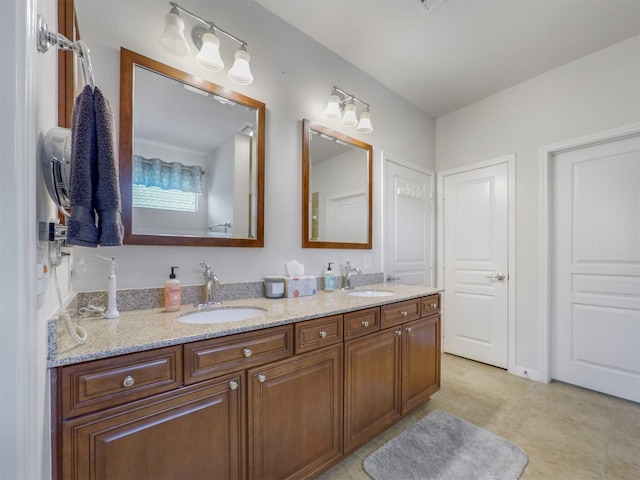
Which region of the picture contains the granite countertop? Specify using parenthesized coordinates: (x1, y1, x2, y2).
(49, 284, 441, 367)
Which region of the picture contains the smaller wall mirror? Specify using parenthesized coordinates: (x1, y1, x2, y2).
(302, 119, 372, 249)
(119, 48, 265, 247)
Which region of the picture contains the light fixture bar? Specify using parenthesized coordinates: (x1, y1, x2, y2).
(332, 86, 370, 110)
(169, 1, 247, 47)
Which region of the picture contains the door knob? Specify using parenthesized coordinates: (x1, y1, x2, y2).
(486, 273, 506, 281)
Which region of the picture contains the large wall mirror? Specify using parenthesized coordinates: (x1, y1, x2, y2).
(119, 48, 265, 247)
(302, 119, 372, 249)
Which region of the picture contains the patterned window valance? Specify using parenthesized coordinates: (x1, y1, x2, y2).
(133, 154, 204, 194)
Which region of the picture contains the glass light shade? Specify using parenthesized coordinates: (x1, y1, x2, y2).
(196, 32, 224, 71)
(356, 110, 373, 133)
(159, 12, 190, 56)
(340, 103, 358, 127)
(323, 95, 342, 119)
(228, 48, 254, 85)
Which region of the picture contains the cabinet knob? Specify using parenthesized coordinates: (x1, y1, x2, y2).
(229, 381, 239, 390)
(361, 320, 369, 328)
(319, 331, 327, 338)
(405, 326, 412, 333)
(243, 348, 252, 357)
(257, 374, 266, 383)
(400, 310, 408, 317)
(396, 330, 402, 336)
(122, 375, 135, 388)
(430, 303, 438, 308)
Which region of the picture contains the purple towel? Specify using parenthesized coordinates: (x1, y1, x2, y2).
(67, 85, 123, 247)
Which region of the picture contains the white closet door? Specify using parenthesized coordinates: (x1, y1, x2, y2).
(442, 163, 509, 368)
(551, 134, 640, 402)
(384, 159, 433, 286)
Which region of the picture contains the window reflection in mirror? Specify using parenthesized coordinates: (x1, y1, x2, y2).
(119, 48, 265, 247)
(302, 119, 372, 249)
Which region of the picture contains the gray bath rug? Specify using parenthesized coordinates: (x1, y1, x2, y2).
(363, 409, 528, 480)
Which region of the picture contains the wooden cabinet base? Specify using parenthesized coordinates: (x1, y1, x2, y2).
(54, 294, 441, 480)
(248, 345, 343, 480)
(61, 372, 245, 480)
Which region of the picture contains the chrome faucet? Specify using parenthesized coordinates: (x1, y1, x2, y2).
(199, 262, 220, 307)
(343, 260, 362, 290)
(206, 221, 232, 233)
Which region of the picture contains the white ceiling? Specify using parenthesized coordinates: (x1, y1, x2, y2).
(256, 0, 640, 117)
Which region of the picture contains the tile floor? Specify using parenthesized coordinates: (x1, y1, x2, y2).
(317, 353, 640, 480)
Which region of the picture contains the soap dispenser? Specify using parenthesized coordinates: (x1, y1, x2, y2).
(164, 267, 181, 312)
(324, 262, 335, 292)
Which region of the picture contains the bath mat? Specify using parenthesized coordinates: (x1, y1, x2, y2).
(363, 409, 528, 480)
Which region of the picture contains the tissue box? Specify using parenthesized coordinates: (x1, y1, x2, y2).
(285, 276, 317, 298)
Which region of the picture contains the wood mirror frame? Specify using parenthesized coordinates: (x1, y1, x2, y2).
(302, 119, 372, 249)
(119, 48, 265, 247)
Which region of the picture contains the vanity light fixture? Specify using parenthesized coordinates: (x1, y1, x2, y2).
(322, 86, 373, 133)
(159, 1, 254, 85)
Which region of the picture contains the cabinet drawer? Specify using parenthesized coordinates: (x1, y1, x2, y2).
(185, 325, 293, 385)
(380, 299, 421, 329)
(295, 315, 343, 353)
(421, 294, 440, 317)
(60, 346, 183, 419)
(344, 307, 380, 340)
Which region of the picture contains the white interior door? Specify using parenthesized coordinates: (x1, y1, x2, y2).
(384, 158, 433, 286)
(328, 191, 367, 243)
(551, 134, 640, 402)
(442, 162, 510, 368)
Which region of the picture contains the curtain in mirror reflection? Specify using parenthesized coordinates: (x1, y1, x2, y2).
(133, 154, 204, 193)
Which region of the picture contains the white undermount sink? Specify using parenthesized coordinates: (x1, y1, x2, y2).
(178, 307, 266, 324)
(347, 290, 394, 297)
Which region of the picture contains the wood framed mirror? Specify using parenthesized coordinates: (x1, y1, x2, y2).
(302, 119, 372, 249)
(119, 48, 265, 247)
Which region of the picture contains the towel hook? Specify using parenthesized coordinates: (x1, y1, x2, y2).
(36, 14, 95, 91)
(76, 40, 96, 91)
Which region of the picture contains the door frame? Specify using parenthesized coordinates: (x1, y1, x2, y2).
(437, 154, 517, 373)
(538, 123, 640, 383)
(381, 151, 435, 286)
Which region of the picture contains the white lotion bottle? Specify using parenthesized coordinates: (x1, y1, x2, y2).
(324, 262, 335, 292)
(164, 267, 181, 312)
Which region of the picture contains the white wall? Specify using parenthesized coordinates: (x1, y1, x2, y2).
(1, 0, 62, 477)
(72, 0, 436, 289)
(436, 36, 640, 378)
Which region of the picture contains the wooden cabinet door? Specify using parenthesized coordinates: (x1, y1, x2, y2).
(401, 314, 441, 414)
(248, 345, 343, 480)
(61, 372, 245, 480)
(344, 328, 401, 453)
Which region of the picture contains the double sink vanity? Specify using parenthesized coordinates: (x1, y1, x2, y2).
(46, 23, 439, 480)
(49, 284, 441, 479)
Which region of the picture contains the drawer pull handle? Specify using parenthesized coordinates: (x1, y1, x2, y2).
(319, 331, 327, 338)
(430, 303, 438, 308)
(406, 326, 412, 333)
(361, 321, 369, 327)
(229, 381, 239, 390)
(243, 348, 253, 357)
(400, 310, 408, 317)
(257, 374, 266, 383)
(122, 375, 135, 388)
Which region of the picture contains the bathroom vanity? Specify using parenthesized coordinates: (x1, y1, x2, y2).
(49, 286, 440, 479)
